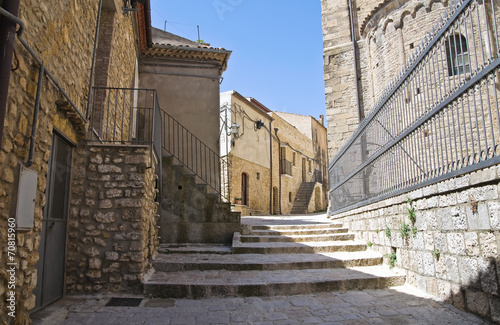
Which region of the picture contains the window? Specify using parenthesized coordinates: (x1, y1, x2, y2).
(289, 192, 292, 203)
(446, 34, 470, 76)
(292, 152, 296, 166)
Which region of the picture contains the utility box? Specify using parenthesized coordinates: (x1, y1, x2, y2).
(16, 165, 38, 230)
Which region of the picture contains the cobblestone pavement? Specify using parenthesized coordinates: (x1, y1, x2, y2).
(32, 285, 491, 325)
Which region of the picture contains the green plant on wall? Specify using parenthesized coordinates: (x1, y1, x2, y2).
(385, 225, 391, 239)
(384, 252, 397, 268)
(433, 248, 440, 260)
(407, 197, 416, 224)
(399, 221, 411, 241)
(407, 197, 418, 237)
(367, 241, 373, 247)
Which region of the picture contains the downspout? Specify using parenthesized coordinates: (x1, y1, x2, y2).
(86, 0, 103, 119)
(274, 128, 282, 215)
(348, 0, 369, 198)
(348, 0, 363, 121)
(26, 65, 44, 167)
(0, 0, 20, 149)
(269, 121, 273, 214)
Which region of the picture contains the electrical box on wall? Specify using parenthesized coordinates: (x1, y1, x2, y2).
(16, 165, 38, 230)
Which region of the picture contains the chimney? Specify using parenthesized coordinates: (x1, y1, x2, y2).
(319, 115, 324, 125)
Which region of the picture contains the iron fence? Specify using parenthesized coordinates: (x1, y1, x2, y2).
(329, 0, 500, 214)
(88, 87, 162, 195)
(161, 110, 227, 201)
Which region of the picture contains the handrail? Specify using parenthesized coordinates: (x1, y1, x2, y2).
(160, 109, 228, 201)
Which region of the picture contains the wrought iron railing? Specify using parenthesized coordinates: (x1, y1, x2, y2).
(161, 110, 228, 201)
(329, 0, 500, 214)
(88, 87, 162, 194)
(281, 159, 293, 176)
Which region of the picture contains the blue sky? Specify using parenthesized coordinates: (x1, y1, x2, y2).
(150, 0, 326, 123)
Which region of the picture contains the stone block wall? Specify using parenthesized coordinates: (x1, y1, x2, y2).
(160, 156, 240, 244)
(330, 165, 500, 323)
(66, 145, 158, 294)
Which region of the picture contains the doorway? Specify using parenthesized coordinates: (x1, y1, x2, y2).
(241, 173, 248, 206)
(302, 158, 307, 182)
(34, 134, 73, 310)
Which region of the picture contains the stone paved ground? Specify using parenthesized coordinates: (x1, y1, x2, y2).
(32, 285, 492, 325)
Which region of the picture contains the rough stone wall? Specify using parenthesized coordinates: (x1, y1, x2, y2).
(322, 0, 360, 159)
(330, 165, 500, 323)
(0, 0, 141, 322)
(66, 145, 158, 294)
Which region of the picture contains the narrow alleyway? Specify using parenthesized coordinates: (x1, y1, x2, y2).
(31, 214, 492, 324)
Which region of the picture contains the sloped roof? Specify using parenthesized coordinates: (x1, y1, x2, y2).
(143, 27, 231, 69)
(151, 28, 200, 48)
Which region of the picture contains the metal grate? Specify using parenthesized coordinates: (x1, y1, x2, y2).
(105, 297, 143, 307)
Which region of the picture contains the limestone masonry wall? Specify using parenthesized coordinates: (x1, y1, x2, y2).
(330, 165, 500, 323)
(66, 145, 158, 294)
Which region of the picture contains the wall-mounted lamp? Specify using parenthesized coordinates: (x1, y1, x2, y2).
(255, 120, 264, 129)
(230, 122, 240, 137)
(230, 122, 240, 147)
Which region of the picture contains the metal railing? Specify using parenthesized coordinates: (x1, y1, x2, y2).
(161, 109, 227, 201)
(89, 87, 162, 191)
(329, 0, 500, 214)
(281, 159, 293, 176)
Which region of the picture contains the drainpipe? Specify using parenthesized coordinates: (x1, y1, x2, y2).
(348, 0, 369, 198)
(86, 0, 103, 119)
(0, 0, 20, 149)
(274, 128, 282, 215)
(348, 0, 363, 121)
(26, 65, 44, 167)
(269, 120, 273, 215)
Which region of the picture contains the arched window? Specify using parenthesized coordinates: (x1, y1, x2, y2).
(446, 34, 470, 76)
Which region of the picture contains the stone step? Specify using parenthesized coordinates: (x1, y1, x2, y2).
(231, 240, 367, 254)
(240, 233, 355, 243)
(158, 244, 232, 255)
(144, 265, 406, 299)
(251, 223, 342, 231)
(250, 228, 349, 236)
(151, 251, 384, 272)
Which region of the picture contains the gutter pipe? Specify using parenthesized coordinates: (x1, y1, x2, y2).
(0, 0, 20, 149)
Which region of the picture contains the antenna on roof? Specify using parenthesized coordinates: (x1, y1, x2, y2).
(164, 20, 167, 31)
(197, 25, 200, 42)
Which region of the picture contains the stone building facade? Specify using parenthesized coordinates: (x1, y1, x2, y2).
(0, 1, 160, 323)
(220, 91, 328, 215)
(322, 0, 500, 322)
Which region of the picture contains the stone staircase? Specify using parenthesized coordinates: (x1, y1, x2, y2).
(159, 156, 240, 244)
(290, 182, 316, 214)
(144, 217, 405, 299)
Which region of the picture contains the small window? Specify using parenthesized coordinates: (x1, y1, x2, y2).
(289, 192, 292, 202)
(292, 152, 296, 166)
(308, 160, 312, 173)
(446, 34, 470, 76)
(256, 172, 260, 180)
